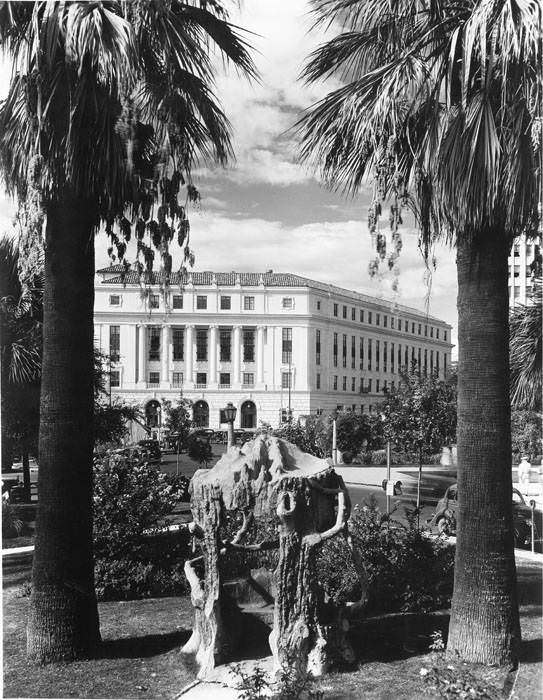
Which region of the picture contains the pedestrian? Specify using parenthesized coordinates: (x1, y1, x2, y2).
(518, 455, 531, 496)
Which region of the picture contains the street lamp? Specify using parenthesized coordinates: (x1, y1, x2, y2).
(331, 409, 338, 464)
(224, 402, 237, 449)
(380, 412, 392, 516)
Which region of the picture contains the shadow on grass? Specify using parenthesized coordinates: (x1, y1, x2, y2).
(100, 629, 191, 659)
(520, 637, 543, 664)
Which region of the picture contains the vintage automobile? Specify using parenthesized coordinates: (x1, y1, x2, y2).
(428, 483, 542, 550)
(137, 439, 162, 464)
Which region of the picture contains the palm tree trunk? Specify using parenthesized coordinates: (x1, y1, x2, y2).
(27, 195, 100, 662)
(447, 227, 520, 665)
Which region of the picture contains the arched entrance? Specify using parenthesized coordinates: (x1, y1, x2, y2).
(145, 400, 161, 440)
(240, 400, 257, 429)
(193, 400, 209, 428)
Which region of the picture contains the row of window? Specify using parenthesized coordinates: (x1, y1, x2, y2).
(110, 371, 256, 388)
(110, 326, 293, 365)
(330, 303, 446, 340)
(325, 376, 395, 393)
(325, 333, 446, 375)
(109, 294, 294, 311)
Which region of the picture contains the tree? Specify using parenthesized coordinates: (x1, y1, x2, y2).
(162, 394, 193, 450)
(298, 0, 539, 664)
(0, 1, 255, 663)
(510, 410, 542, 463)
(0, 235, 42, 500)
(380, 368, 457, 508)
(510, 280, 542, 412)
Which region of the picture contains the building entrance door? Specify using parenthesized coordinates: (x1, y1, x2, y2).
(240, 400, 257, 429)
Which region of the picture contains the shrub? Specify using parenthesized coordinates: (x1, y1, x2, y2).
(187, 436, 212, 465)
(93, 453, 191, 600)
(2, 500, 24, 538)
(317, 497, 455, 614)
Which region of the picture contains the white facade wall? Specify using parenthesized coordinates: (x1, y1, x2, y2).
(94, 270, 453, 435)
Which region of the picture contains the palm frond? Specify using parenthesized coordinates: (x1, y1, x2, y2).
(510, 281, 542, 411)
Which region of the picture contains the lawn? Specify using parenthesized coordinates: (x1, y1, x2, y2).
(3, 561, 541, 699)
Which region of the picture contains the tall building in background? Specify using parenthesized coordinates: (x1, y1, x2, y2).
(508, 234, 541, 307)
(94, 268, 453, 439)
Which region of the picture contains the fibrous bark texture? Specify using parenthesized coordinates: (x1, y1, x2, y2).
(447, 228, 520, 665)
(183, 435, 352, 679)
(27, 196, 100, 662)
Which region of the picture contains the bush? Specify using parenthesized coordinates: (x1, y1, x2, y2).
(187, 436, 212, 465)
(93, 453, 191, 600)
(317, 497, 455, 614)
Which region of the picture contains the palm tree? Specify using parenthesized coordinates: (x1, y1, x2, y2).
(297, 0, 540, 665)
(0, 1, 255, 663)
(510, 280, 542, 411)
(0, 235, 42, 499)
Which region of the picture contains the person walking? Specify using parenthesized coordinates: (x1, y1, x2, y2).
(518, 455, 531, 497)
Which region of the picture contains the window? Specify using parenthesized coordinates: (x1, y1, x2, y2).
(436, 352, 440, 375)
(172, 327, 184, 361)
(367, 378, 372, 392)
(424, 325, 428, 337)
(398, 344, 402, 369)
(316, 408, 323, 416)
(391, 343, 395, 373)
(150, 294, 159, 309)
(360, 309, 364, 323)
(360, 337, 364, 369)
(243, 296, 255, 310)
(351, 307, 356, 320)
(376, 340, 380, 371)
(418, 347, 422, 368)
(282, 372, 292, 389)
(196, 372, 207, 387)
(220, 296, 231, 310)
(436, 328, 440, 339)
(430, 326, 434, 338)
(333, 333, 338, 367)
(219, 329, 231, 362)
(424, 349, 428, 374)
(243, 372, 254, 387)
(343, 305, 347, 319)
(196, 329, 208, 361)
(368, 312, 373, 324)
(172, 295, 183, 309)
(444, 355, 447, 375)
(317, 300, 321, 310)
(383, 341, 387, 372)
(109, 325, 120, 363)
(282, 297, 294, 309)
(418, 323, 422, 335)
(316, 373, 321, 390)
(405, 320, 409, 332)
(148, 326, 161, 361)
(316, 330, 321, 365)
(351, 377, 355, 392)
(196, 295, 207, 310)
(342, 376, 347, 391)
(333, 375, 338, 390)
(243, 328, 255, 362)
(220, 372, 230, 386)
(391, 317, 395, 329)
(333, 303, 338, 317)
(430, 350, 434, 374)
(109, 294, 121, 306)
(280, 408, 291, 424)
(172, 371, 183, 388)
(444, 330, 448, 342)
(376, 314, 380, 326)
(412, 322, 416, 333)
(368, 338, 372, 371)
(282, 328, 292, 364)
(110, 370, 120, 387)
(149, 371, 160, 385)
(376, 379, 380, 393)
(351, 336, 356, 368)
(383, 315, 388, 328)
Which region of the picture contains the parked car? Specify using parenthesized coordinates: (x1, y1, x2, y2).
(428, 483, 542, 550)
(137, 439, 162, 464)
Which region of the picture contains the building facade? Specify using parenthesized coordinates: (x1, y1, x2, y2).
(94, 268, 453, 437)
(507, 234, 541, 307)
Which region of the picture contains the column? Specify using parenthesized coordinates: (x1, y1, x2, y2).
(256, 325, 265, 385)
(209, 325, 218, 386)
(185, 324, 194, 387)
(161, 325, 170, 388)
(233, 325, 241, 387)
(137, 323, 146, 387)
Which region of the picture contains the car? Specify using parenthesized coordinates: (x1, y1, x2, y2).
(137, 439, 162, 464)
(428, 483, 543, 550)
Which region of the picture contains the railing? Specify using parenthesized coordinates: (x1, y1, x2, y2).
(147, 382, 160, 388)
(195, 383, 207, 389)
(242, 383, 255, 389)
(219, 384, 231, 389)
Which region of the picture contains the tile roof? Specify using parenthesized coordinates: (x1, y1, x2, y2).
(98, 269, 448, 324)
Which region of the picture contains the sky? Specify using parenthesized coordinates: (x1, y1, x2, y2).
(0, 0, 459, 353)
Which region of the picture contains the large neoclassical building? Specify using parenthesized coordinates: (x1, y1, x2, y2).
(94, 267, 453, 437)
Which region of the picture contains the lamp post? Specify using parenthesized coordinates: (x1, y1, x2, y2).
(380, 413, 391, 515)
(331, 409, 338, 464)
(224, 402, 237, 449)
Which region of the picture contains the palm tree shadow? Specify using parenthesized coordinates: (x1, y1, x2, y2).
(100, 630, 191, 659)
(520, 638, 543, 664)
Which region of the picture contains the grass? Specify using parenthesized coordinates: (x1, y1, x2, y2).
(3, 561, 541, 699)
